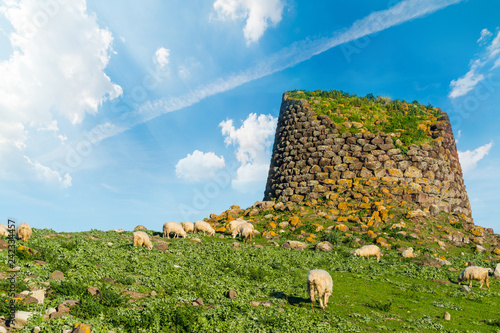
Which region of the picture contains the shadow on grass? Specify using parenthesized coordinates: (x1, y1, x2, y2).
(270, 291, 309, 306)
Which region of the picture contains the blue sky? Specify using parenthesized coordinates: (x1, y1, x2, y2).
(0, 0, 499, 232)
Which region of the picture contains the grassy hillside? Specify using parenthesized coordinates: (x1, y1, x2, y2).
(1, 226, 499, 332)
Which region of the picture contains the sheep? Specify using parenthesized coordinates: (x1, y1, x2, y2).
(307, 269, 333, 310)
(354, 244, 381, 262)
(231, 222, 254, 238)
(458, 266, 490, 291)
(134, 225, 147, 231)
(163, 222, 187, 239)
(16, 222, 32, 242)
(194, 220, 215, 236)
(132, 231, 153, 250)
(239, 227, 254, 243)
(227, 219, 246, 233)
(401, 247, 416, 258)
(0, 224, 9, 237)
(181, 221, 194, 233)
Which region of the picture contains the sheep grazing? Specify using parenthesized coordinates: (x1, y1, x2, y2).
(227, 219, 246, 233)
(16, 222, 32, 242)
(401, 247, 416, 258)
(163, 222, 187, 239)
(181, 221, 194, 233)
(239, 227, 254, 243)
(194, 220, 215, 236)
(307, 269, 333, 310)
(354, 244, 381, 262)
(134, 225, 147, 231)
(231, 222, 254, 238)
(133, 231, 153, 250)
(134, 231, 153, 250)
(458, 266, 491, 291)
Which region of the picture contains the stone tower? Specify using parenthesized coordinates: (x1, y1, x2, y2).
(264, 91, 475, 230)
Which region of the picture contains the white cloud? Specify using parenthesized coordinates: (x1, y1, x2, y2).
(25, 156, 72, 188)
(175, 150, 226, 182)
(220, 113, 276, 192)
(449, 28, 500, 98)
(449, 60, 485, 98)
(0, 0, 121, 187)
(458, 141, 493, 174)
(455, 129, 461, 143)
(477, 28, 492, 45)
(213, 0, 284, 45)
(154, 47, 170, 70)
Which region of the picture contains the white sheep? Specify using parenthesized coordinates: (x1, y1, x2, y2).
(354, 244, 381, 262)
(194, 220, 215, 236)
(16, 222, 32, 242)
(227, 219, 246, 233)
(458, 266, 490, 291)
(239, 227, 254, 243)
(307, 269, 333, 310)
(231, 222, 254, 238)
(134, 225, 147, 231)
(0, 224, 9, 237)
(401, 247, 416, 258)
(163, 222, 187, 239)
(181, 222, 194, 233)
(133, 231, 153, 250)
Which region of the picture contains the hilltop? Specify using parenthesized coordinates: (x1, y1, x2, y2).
(1, 90, 499, 332)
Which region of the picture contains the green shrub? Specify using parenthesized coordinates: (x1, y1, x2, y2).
(50, 280, 87, 297)
(322, 230, 343, 246)
(365, 300, 392, 312)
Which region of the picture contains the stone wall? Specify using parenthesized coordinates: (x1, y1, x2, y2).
(264, 93, 474, 228)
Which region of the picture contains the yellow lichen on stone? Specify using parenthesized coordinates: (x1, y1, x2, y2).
(493, 248, 500, 255)
(335, 224, 349, 232)
(360, 202, 371, 209)
(382, 188, 391, 197)
(337, 216, 349, 223)
(263, 231, 277, 238)
(305, 236, 316, 243)
(216, 226, 226, 233)
(387, 169, 403, 177)
(338, 202, 350, 211)
(289, 216, 302, 227)
(73, 324, 91, 333)
(337, 179, 353, 188)
(268, 222, 277, 229)
(367, 230, 377, 239)
(376, 237, 387, 244)
(470, 226, 484, 237)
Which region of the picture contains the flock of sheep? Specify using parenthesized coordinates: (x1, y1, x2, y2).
(4, 220, 495, 310)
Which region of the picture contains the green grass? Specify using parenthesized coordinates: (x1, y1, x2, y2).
(1, 228, 499, 332)
(286, 89, 442, 147)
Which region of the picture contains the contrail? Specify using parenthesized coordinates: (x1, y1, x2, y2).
(116, 0, 464, 134)
(53, 0, 465, 169)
